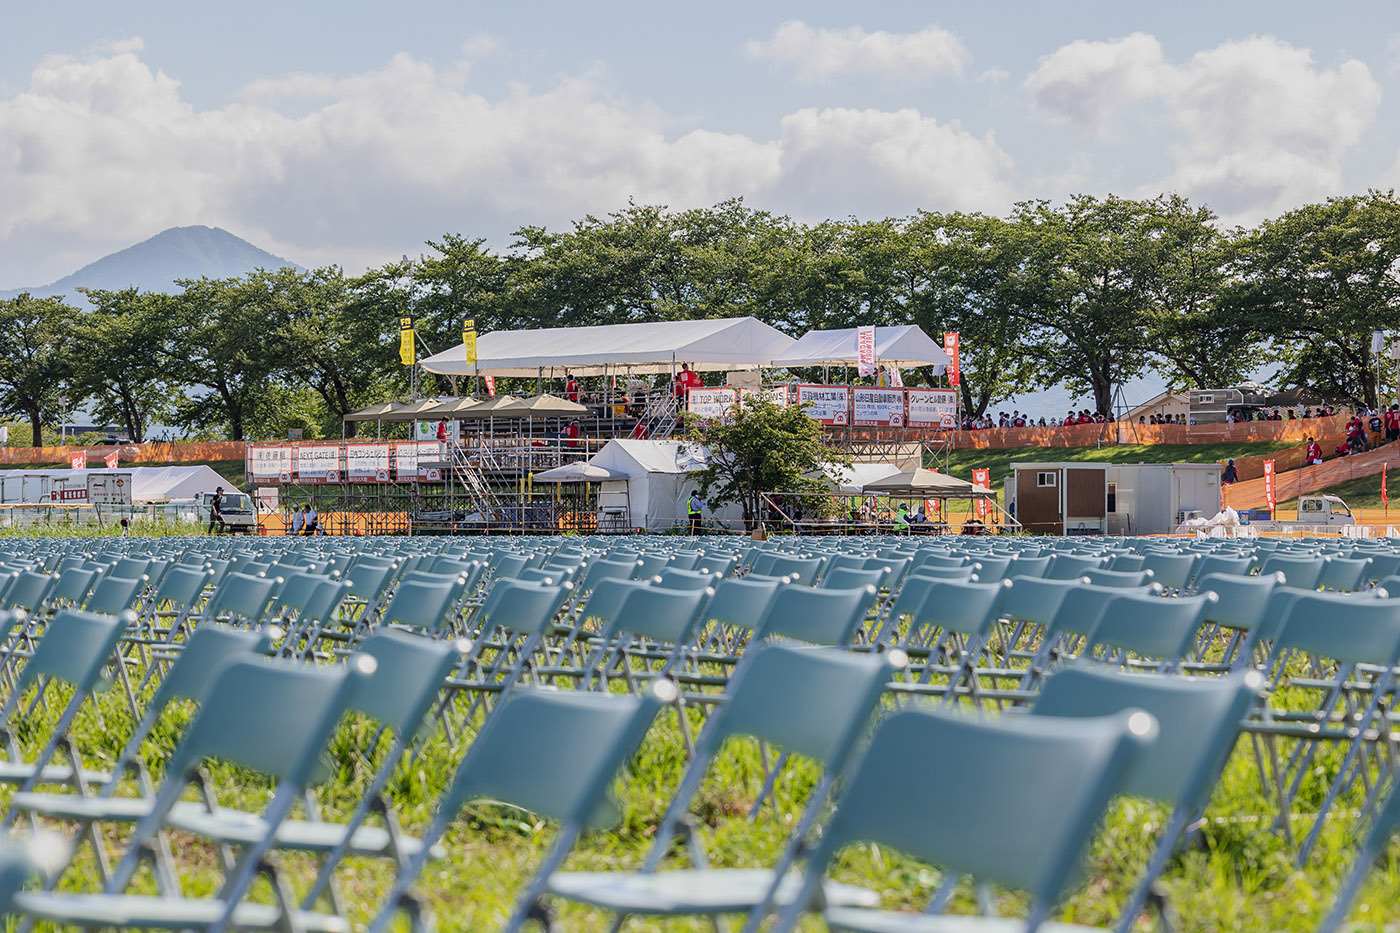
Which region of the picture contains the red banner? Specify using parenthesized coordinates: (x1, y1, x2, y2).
(943, 332, 960, 386)
(1263, 459, 1276, 512)
(69, 450, 85, 470)
(104, 450, 120, 469)
(484, 375, 496, 397)
(972, 468, 991, 518)
(1384, 465, 1389, 509)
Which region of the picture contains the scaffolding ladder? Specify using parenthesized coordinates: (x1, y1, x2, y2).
(449, 446, 503, 520)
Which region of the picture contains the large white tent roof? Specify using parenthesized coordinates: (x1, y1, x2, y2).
(12, 465, 228, 501)
(420, 317, 796, 378)
(770, 324, 949, 370)
(588, 440, 708, 476)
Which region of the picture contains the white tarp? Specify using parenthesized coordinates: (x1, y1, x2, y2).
(0, 466, 228, 503)
(770, 324, 950, 370)
(586, 440, 743, 530)
(420, 317, 796, 378)
(815, 462, 902, 494)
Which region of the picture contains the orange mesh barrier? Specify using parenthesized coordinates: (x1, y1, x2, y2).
(1221, 442, 1400, 510)
(950, 415, 1346, 450)
(0, 441, 245, 466)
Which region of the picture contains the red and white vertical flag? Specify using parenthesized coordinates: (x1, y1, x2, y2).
(1383, 465, 1389, 510)
(856, 326, 877, 377)
(943, 332, 960, 386)
(104, 450, 119, 469)
(972, 468, 991, 519)
(69, 450, 85, 470)
(1263, 459, 1276, 512)
(484, 375, 497, 397)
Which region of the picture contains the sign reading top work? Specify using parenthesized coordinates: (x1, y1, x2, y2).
(249, 447, 294, 483)
(687, 387, 738, 419)
(797, 385, 850, 426)
(297, 445, 342, 483)
(852, 388, 905, 427)
(907, 388, 958, 428)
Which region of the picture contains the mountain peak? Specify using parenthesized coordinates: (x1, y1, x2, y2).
(1, 227, 301, 301)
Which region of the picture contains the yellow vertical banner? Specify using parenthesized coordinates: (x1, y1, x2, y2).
(462, 318, 477, 365)
(398, 315, 415, 366)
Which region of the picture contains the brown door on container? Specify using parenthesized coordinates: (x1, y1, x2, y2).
(1016, 469, 1061, 534)
(1065, 468, 1106, 519)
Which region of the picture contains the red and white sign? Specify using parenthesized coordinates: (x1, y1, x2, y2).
(856, 326, 877, 378)
(346, 444, 392, 482)
(393, 441, 440, 482)
(737, 386, 790, 409)
(797, 385, 851, 426)
(104, 450, 120, 469)
(885, 366, 903, 388)
(972, 468, 991, 519)
(297, 445, 342, 483)
(852, 388, 905, 426)
(1263, 459, 1276, 512)
(686, 387, 739, 419)
(69, 451, 85, 470)
(51, 486, 87, 502)
(249, 447, 294, 483)
(907, 388, 958, 428)
(484, 375, 496, 397)
(943, 332, 960, 386)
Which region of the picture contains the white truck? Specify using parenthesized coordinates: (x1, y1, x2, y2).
(1251, 494, 1356, 532)
(191, 490, 257, 534)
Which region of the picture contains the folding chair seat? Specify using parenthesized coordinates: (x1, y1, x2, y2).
(13, 656, 375, 933)
(764, 705, 1156, 933)
(1084, 568, 1155, 588)
(368, 686, 670, 933)
(542, 646, 895, 927)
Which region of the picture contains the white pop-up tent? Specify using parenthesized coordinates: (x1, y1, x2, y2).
(770, 324, 949, 371)
(811, 462, 902, 494)
(420, 317, 796, 378)
(585, 440, 744, 531)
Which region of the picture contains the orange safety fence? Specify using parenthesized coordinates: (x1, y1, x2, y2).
(0, 441, 245, 466)
(949, 415, 1346, 450)
(1221, 442, 1400, 511)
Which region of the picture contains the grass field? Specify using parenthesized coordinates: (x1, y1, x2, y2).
(6, 630, 1397, 932)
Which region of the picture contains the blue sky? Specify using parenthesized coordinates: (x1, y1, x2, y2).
(3, 0, 1399, 305)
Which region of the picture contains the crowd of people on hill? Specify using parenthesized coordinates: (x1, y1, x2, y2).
(959, 409, 1122, 430)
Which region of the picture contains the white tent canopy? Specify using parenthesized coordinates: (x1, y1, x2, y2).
(811, 461, 902, 495)
(420, 317, 796, 378)
(585, 440, 742, 531)
(7, 466, 229, 502)
(770, 324, 949, 371)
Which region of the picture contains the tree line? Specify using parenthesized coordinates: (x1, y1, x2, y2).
(2, 190, 1398, 446)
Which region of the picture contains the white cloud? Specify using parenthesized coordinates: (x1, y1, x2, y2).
(1024, 33, 1382, 221)
(0, 44, 1013, 287)
(746, 21, 969, 83)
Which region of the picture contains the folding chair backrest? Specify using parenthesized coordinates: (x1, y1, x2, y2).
(1318, 556, 1373, 593)
(1084, 568, 1155, 588)
(300, 579, 351, 623)
(766, 555, 824, 585)
(1005, 554, 1051, 579)
(607, 586, 708, 644)
(1084, 592, 1215, 663)
(1032, 666, 1259, 807)
(1045, 583, 1156, 642)
(754, 585, 875, 645)
(1196, 572, 1282, 631)
(4, 571, 54, 611)
(655, 568, 720, 591)
(344, 563, 396, 603)
(17, 610, 124, 692)
(798, 708, 1153, 920)
(167, 657, 365, 784)
(83, 575, 145, 615)
(150, 566, 209, 610)
(1190, 553, 1253, 582)
(907, 565, 976, 582)
(703, 577, 781, 630)
(155, 625, 271, 710)
(352, 630, 459, 735)
(1268, 593, 1400, 665)
(204, 572, 277, 623)
(709, 645, 891, 766)
(579, 558, 640, 593)
(1260, 554, 1326, 590)
(379, 576, 460, 631)
(1141, 552, 1197, 590)
(1045, 553, 1104, 580)
(1108, 554, 1146, 572)
(48, 568, 98, 606)
(478, 581, 567, 636)
(577, 578, 650, 628)
(820, 567, 886, 591)
(909, 579, 1010, 637)
(440, 689, 663, 828)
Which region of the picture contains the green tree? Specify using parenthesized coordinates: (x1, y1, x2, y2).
(683, 398, 839, 529)
(0, 294, 77, 446)
(71, 287, 178, 442)
(170, 271, 293, 440)
(1013, 194, 1207, 414)
(1225, 191, 1400, 407)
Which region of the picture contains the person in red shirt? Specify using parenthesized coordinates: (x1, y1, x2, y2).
(1386, 404, 1400, 443)
(1305, 437, 1323, 465)
(630, 419, 649, 439)
(564, 374, 579, 403)
(564, 419, 581, 448)
(673, 363, 703, 401)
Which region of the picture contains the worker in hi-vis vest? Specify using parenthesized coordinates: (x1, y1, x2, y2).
(687, 491, 703, 536)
